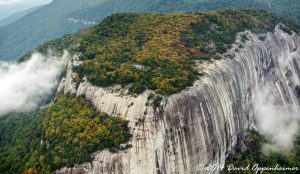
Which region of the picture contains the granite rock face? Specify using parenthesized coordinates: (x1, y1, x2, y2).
(56, 24, 300, 174)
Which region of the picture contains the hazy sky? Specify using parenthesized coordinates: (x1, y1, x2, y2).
(0, 0, 52, 20)
(0, 0, 52, 6)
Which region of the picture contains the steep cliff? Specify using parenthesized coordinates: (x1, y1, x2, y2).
(56, 24, 300, 174)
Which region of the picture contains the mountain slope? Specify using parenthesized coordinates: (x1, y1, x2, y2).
(30, 9, 298, 96)
(0, 94, 131, 174)
(0, 0, 52, 21)
(1, 0, 300, 61)
(0, 5, 42, 27)
(57, 14, 300, 173)
(0, 0, 107, 61)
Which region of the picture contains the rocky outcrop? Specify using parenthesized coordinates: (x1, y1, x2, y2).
(56, 24, 300, 174)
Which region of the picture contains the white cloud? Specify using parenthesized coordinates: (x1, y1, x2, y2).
(0, 51, 69, 115)
(253, 82, 300, 150)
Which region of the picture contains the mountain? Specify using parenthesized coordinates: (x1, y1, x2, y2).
(0, 3, 31, 21)
(0, 5, 42, 27)
(0, 0, 107, 61)
(1, 0, 300, 61)
(1, 9, 300, 173)
(29, 9, 298, 96)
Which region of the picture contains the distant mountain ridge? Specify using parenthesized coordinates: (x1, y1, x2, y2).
(0, 0, 299, 61)
(0, 0, 52, 21)
(0, 5, 43, 27)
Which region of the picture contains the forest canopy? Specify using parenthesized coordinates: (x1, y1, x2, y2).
(34, 9, 299, 95)
(0, 94, 131, 174)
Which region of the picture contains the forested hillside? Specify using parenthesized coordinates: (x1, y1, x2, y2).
(1, 0, 300, 61)
(0, 94, 131, 173)
(31, 9, 298, 95)
(225, 130, 300, 174)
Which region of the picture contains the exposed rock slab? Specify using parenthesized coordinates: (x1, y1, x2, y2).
(56, 24, 300, 174)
